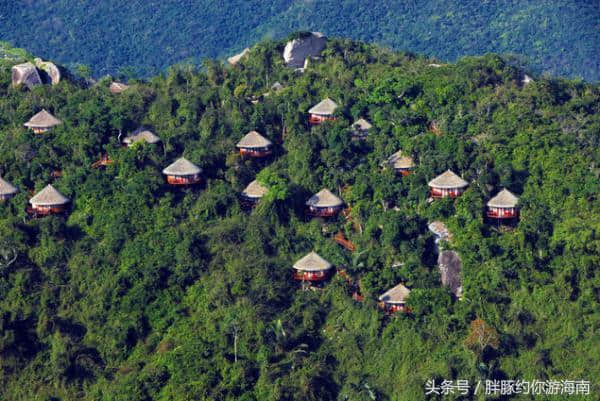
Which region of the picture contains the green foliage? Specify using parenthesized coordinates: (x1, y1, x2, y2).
(256, 167, 290, 202)
(0, 37, 598, 400)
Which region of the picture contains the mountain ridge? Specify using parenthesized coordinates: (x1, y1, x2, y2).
(0, 0, 598, 80)
(0, 35, 598, 400)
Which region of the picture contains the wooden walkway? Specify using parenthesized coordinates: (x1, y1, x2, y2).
(333, 232, 356, 252)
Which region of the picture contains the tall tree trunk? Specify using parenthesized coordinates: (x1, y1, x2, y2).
(234, 333, 237, 363)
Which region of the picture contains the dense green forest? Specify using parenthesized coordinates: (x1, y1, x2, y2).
(0, 37, 599, 400)
(1, 0, 599, 80)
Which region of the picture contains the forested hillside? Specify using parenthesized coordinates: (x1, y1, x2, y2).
(0, 38, 599, 400)
(1, 0, 599, 80)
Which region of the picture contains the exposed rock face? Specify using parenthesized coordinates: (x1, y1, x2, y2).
(283, 32, 327, 68)
(34, 58, 61, 85)
(428, 221, 452, 243)
(11, 59, 61, 87)
(109, 81, 130, 94)
(438, 250, 463, 298)
(227, 48, 250, 65)
(11, 62, 42, 88)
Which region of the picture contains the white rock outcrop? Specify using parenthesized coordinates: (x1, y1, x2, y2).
(227, 48, 250, 65)
(283, 32, 327, 68)
(522, 74, 533, 85)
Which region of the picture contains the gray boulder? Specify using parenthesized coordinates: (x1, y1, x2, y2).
(438, 250, 463, 298)
(283, 32, 327, 68)
(34, 58, 61, 85)
(11, 62, 42, 88)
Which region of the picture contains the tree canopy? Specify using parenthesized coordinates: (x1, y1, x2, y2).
(0, 37, 598, 400)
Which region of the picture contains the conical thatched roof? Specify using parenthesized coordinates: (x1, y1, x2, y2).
(293, 251, 332, 272)
(385, 150, 415, 169)
(308, 98, 338, 115)
(30, 184, 69, 206)
(236, 131, 272, 148)
(305, 189, 343, 208)
(24, 109, 62, 128)
(271, 82, 284, 91)
(487, 188, 519, 208)
(352, 118, 372, 131)
(0, 177, 18, 196)
(162, 158, 202, 176)
(378, 283, 411, 304)
(123, 128, 161, 145)
(109, 81, 129, 94)
(428, 170, 468, 189)
(242, 180, 268, 199)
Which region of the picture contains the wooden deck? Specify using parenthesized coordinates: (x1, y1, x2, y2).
(430, 188, 464, 198)
(306, 206, 341, 218)
(239, 148, 272, 158)
(166, 175, 202, 185)
(309, 115, 336, 125)
(26, 205, 66, 217)
(333, 232, 356, 251)
(92, 155, 114, 169)
(293, 270, 328, 282)
(487, 208, 518, 219)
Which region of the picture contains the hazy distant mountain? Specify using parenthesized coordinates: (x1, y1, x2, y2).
(1, 0, 598, 80)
